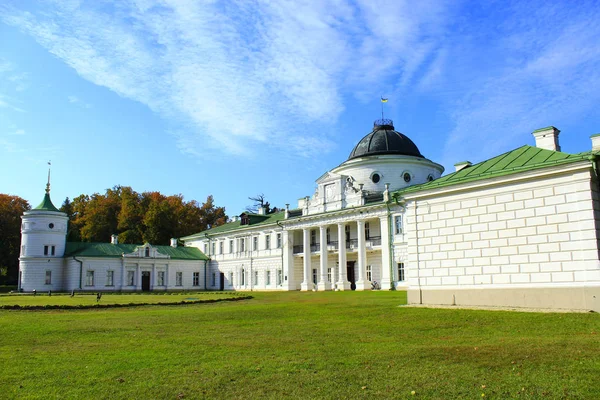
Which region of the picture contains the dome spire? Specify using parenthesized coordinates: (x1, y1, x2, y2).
(33, 161, 60, 212)
(46, 160, 51, 194)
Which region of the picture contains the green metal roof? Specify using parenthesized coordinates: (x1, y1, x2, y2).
(64, 242, 208, 260)
(399, 145, 594, 195)
(182, 211, 286, 239)
(33, 193, 60, 212)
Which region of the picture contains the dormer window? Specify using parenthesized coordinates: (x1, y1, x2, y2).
(145, 247, 150, 257)
(241, 214, 250, 225)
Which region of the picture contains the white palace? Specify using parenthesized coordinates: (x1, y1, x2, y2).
(19, 119, 600, 312)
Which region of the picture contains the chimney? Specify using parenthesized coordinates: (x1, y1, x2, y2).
(111, 234, 118, 245)
(591, 134, 600, 152)
(285, 203, 290, 219)
(532, 126, 561, 151)
(170, 238, 178, 248)
(454, 161, 472, 172)
(232, 216, 239, 222)
(257, 206, 266, 215)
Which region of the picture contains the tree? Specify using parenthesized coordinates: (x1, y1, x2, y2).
(246, 193, 280, 214)
(0, 194, 30, 284)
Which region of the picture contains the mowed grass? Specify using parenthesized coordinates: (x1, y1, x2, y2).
(0, 291, 599, 399)
(0, 292, 242, 307)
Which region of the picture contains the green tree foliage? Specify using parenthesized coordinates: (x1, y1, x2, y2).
(58, 186, 227, 245)
(0, 194, 30, 284)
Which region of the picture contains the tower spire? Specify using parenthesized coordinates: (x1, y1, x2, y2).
(380, 96, 388, 120)
(46, 161, 51, 194)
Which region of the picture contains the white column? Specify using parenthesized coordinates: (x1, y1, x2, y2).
(380, 216, 392, 290)
(317, 225, 331, 290)
(300, 228, 312, 291)
(282, 230, 295, 290)
(136, 264, 141, 291)
(120, 259, 126, 290)
(355, 220, 369, 290)
(151, 264, 156, 291)
(165, 264, 169, 289)
(336, 223, 350, 290)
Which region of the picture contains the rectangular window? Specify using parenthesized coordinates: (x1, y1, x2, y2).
(253, 236, 258, 251)
(240, 238, 245, 252)
(85, 270, 95, 287)
(345, 225, 350, 242)
(204, 243, 208, 254)
(253, 271, 258, 285)
(277, 233, 282, 249)
(44, 245, 49, 256)
(106, 270, 114, 286)
(395, 215, 403, 235)
(366, 265, 372, 281)
(219, 241, 224, 254)
(176, 271, 183, 286)
(312, 269, 317, 285)
(398, 263, 405, 282)
(277, 269, 283, 285)
(327, 267, 332, 282)
(326, 228, 331, 244)
(157, 271, 165, 286)
(266, 270, 271, 285)
(127, 270, 135, 286)
(212, 272, 216, 286)
(310, 229, 316, 245)
(193, 272, 200, 286)
(265, 234, 270, 250)
(229, 272, 234, 286)
(211, 242, 216, 255)
(51, 245, 56, 256)
(45, 270, 52, 285)
(365, 222, 370, 240)
(229, 239, 234, 253)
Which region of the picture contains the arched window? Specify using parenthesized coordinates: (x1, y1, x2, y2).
(145, 247, 150, 257)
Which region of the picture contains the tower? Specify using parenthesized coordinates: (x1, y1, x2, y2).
(18, 169, 68, 292)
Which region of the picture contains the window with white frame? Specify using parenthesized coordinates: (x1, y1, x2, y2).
(229, 239, 234, 253)
(45, 270, 52, 285)
(219, 241, 224, 254)
(241, 269, 245, 285)
(211, 242, 216, 255)
(277, 269, 282, 285)
(106, 270, 114, 286)
(85, 270, 94, 286)
(253, 236, 258, 251)
(395, 215, 403, 235)
(145, 247, 150, 257)
(365, 222, 370, 239)
(229, 272, 234, 286)
(157, 271, 165, 286)
(44, 245, 55, 256)
(345, 225, 350, 242)
(127, 270, 135, 286)
(175, 271, 183, 286)
(276, 233, 282, 248)
(310, 229, 316, 245)
(326, 228, 331, 244)
(193, 272, 200, 286)
(253, 271, 258, 285)
(397, 263, 405, 282)
(265, 234, 271, 250)
(240, 238, 245, 252)
(327, 267, 332, 282)
(266, 270, 271, 285)
(212, 272, 216, 286)
(366, 265, 372, 281)
(204, 243, 208, 254)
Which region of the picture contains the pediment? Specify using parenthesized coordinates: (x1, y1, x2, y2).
(316, 171, 344, 184)
(123, 243, 169, 259)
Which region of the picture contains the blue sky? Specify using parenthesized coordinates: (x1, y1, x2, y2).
(2, 0, 600, 216)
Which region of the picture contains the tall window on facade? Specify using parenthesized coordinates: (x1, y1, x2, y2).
(45, 270, 52, 285)
(229, 272, 234, 286)
(276, 233, 282, 248)
(204, 243, 208, 254)
(253, 271, 258, 285)
(265, 234, 271, 250)
(312, 269, 317, 285)
(145, 247, 150, 257)
(253, 236, 258, 251)
(212, 273, 216, 286)
(365, 222, 370, 239)
(176, 271, 183, 286)
(277, 269, 283, 285)
(51, 246, 55, 256)
(327, 268, 332, 282)
(229, 240, 234, 253)
(157, 271, 165, 286)
(395, 215, 403, 234)
(44, 245, 49, 256)
(310, 229, 316, 245)
(366, 265, 372, 281)
(241, 269, 245, 285)
(240, 238, 245, 252)
(345, 225, 350, 242)
(193, 272, 200, 286)
(212, 242, 216, 255)
(326, 228, 331, 244)
(266, 270, 271, 285)
(127, 270, 135, 286)
(85, 270, 95, 286)
(106, 270, 114, 286)
(219, 241, 224, 254)
(397, 263, 405, 282)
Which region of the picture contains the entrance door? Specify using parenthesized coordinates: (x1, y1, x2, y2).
(219, 272, 225, 291)
(141, 271, 151, 291)
(347, 261, 356, 291)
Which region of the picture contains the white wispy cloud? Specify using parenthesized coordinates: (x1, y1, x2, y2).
(68, 95, 92, 108)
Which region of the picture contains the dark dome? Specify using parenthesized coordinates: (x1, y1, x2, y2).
(348, 119, 423, 160)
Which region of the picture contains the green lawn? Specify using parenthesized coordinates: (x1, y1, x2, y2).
(0, 292, 242, 307)
(0, 291, 598, 399)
